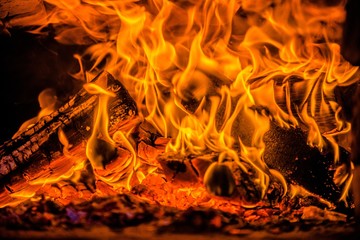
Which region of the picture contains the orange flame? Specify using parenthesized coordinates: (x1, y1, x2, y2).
(8, 0, 360, 205)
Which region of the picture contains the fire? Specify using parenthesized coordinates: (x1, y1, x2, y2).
(2, 0, 360, 209)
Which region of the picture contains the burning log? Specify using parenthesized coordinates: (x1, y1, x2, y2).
(0, 77, 347, 208)
(0, 71, 137, 177)
(155, 125, 349, 207)
(156, 152, 270, 206)
(263, 123, 350, 204)
(179, 88, 351, 206)
(0, 0, 356, 217)
(0, 72, 138, 206)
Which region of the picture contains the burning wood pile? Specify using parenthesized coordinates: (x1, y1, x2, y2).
(0, 0, 360, 238)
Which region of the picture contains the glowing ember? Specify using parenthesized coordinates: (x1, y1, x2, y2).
(1, 0, 359, 210)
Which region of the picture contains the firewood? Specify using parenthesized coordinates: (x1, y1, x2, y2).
(0, 71, 137, 177)
(181, 91, 351, 205)
(263, 123, 349, 204)
(0, 71, 138, 207)
(157, 153, 200, 186)
(154, 123, 350, 206)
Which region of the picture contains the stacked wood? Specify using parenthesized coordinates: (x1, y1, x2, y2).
(0, 69, 354, 210)
(0, 0, 357, 217)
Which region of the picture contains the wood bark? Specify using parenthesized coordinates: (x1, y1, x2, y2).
(0, 72, 138, 206)
(263, 123, 349, 204)
(0, 71, 137, 178)
(153, 123, 351, 206)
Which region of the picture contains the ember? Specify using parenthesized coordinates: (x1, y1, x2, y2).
(0, 193, 357, 238)
(1, 0, 360, 238)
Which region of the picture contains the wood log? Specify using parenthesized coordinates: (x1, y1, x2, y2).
(0, 71, 137, 178)
(0, 71, 138, 207)
(263, 123, 349, 204)
(156, 152, 262, 205)
(180, 83, 352, 205)
(153, 123, 351, 207)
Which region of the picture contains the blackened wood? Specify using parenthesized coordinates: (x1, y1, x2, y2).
(157, 153, 201, 186)
(181, 86, 350, 204)
(156, 153, 262, 204)
(0, 71, 137, 179)
(263, 123, 349, 203)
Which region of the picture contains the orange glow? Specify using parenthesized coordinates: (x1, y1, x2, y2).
(3, 0, 360, 208)
(12, 88, 60, 139)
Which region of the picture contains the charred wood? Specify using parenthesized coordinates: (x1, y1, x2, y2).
(0, 71, 137, 178)
(181, 85, 351, 205)
(0, 72, 138, 206)
(156, 152, 262, 205)
(264, 123, 350, 204)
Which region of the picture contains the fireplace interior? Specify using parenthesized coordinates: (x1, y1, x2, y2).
(0, 0, 360, 239)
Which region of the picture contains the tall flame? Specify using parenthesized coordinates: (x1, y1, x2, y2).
(12, 0, 360, 203)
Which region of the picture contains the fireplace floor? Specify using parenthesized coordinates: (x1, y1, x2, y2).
(0, 224, 358, 240)
(0, 193, 358, 239)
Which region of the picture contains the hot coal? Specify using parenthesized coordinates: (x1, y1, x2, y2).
(0, 193, 357, 239)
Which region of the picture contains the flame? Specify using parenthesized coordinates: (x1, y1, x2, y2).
(5, 0, 360, 207)
(84, 81, 139, 190)
(12, 88, 60, 139)
(84, 82, 116, 169)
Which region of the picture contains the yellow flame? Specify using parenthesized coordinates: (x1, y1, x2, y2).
(289, 184, 334, 209)
(84, 82, 138, 190)
(334, 162, 354, 206)
(12, 88, 59, 139)
(13, 0, 359, 202)
(84, 83, 116, 169)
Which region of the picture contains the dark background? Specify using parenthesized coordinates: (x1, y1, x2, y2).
(0, 28, 83, 144)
